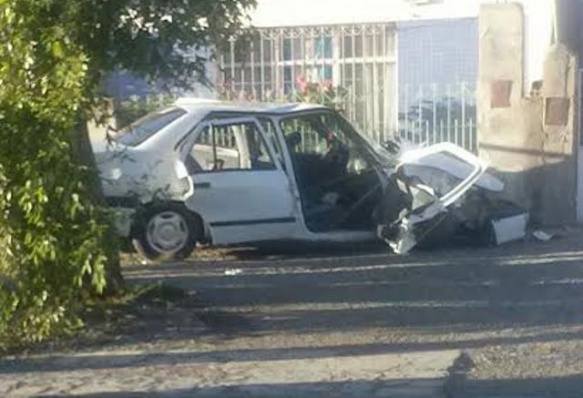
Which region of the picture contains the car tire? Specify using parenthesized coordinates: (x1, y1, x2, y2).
(131, 203, 199, 262)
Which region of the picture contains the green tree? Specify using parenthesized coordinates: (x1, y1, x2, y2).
(0, 0, 256, 345)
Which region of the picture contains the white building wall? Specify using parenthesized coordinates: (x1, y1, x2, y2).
(250, 0, 479, 27)
(250, 0, 555, 87)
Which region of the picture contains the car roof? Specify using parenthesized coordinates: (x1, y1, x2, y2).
(133, 98, 330, 151)
(174, 97, 328, 115)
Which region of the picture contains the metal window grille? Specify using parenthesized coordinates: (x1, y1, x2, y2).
(218, 24, 477, 152)
(398, 82, 478, 152)
(218, 24, 398, 144)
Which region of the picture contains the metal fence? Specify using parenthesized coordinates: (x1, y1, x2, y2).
(218, 24, 477, 153)
(219, 23, 398, 143)
(397, 82, 478, 152)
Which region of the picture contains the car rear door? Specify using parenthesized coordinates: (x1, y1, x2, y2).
(181, 117, 299, 245)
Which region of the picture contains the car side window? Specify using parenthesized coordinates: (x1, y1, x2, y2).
(280, 116, 328, 155)
(188, 121, 276, 173)
(115, 107, 186, 147)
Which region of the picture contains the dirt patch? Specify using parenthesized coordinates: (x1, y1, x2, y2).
(82, 284, 208, 348)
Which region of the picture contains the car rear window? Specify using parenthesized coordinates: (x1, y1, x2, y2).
(115, 107, 186, 147)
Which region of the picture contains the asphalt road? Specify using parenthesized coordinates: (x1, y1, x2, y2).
(126, 231, 583, 397)
(2, 230, 583, 397)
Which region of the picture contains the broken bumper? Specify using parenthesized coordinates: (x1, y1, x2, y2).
(376, 142, 527, 254)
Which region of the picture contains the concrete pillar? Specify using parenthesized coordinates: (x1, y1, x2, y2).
(478, 3, 524, 106)
(478, 3, 578, 226)
(539, 45, 578, 225)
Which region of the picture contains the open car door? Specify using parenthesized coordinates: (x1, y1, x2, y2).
(377, 143, 505, 254)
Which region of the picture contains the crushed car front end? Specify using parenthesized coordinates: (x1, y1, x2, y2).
(374, 142, 528, 254)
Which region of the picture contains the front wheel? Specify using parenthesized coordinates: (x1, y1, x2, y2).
(132, 204, 199, 261)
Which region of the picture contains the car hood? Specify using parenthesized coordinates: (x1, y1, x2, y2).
(395, 143, 504, 193)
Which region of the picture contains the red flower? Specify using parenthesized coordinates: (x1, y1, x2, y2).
(321, 79, 333, 92)
(296, 75, 308, 94)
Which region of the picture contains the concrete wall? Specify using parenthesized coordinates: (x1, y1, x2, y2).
(478, 2, 578, 226)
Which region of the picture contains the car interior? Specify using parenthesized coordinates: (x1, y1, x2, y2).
(280, 112, 384, 232)
(187, 122, 275, 173)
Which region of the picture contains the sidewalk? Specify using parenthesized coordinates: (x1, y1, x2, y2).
(0, 348, 459, 397)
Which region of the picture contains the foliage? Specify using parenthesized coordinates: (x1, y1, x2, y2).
(217, 80, 262, 102)
(217, 75, 350, 111)
(0, 6, 109, 343)
(86, 0, 257, 90)
(0, 0, 256, 347)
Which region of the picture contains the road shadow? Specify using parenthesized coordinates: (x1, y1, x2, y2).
(3, 237, 583, 374)
(0, 328, 582, 373)
(191, 240, 388, 261)
(37, 378, 444, 397)
(446, 372, 583, 398)
(123, 237, 583, 336)
(4, 235, 583, 373)
(35, 374, 583, 398)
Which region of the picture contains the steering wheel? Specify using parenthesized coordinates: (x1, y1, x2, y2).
(323, 140, 349, 171)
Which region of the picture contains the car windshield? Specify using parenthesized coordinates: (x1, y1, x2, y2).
(279, 110, 397, 168)
(115, 107, 186, 147)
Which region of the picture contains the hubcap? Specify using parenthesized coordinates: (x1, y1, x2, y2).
(146, 211, 189, 254)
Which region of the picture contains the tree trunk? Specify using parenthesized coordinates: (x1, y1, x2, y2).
(73, 111, 124, 294)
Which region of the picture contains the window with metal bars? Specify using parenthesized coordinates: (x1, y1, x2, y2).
(219, 24, 398, 144)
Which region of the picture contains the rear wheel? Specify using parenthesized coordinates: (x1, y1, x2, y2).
(132, 203, 199, 261)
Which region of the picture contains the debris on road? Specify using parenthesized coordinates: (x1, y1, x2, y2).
(489, 208, 528, 245)
(533, 230, 554, 242)
(224, 268, 243, 276)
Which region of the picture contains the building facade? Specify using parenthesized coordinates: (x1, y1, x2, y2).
(218, 0, 487, 149)
(106, 0, 555, 154)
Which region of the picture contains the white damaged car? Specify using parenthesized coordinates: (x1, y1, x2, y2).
(95, 99, 526, 260)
